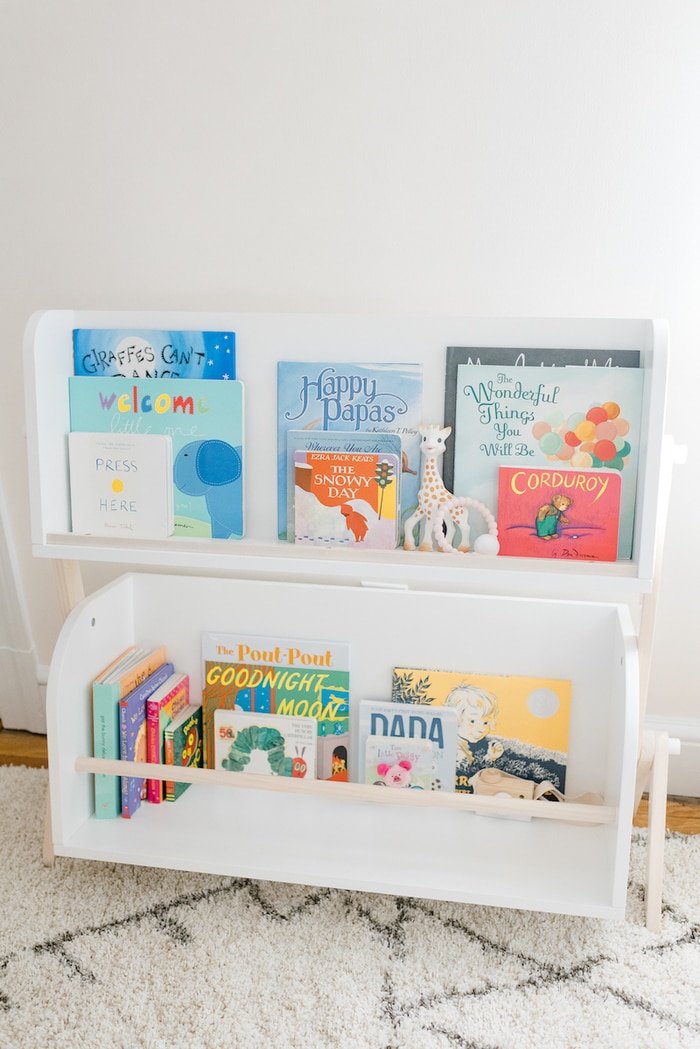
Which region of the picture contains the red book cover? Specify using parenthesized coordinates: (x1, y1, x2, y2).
(497, 466, 622, 562)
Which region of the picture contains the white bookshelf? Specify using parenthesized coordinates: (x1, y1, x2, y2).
(23, 310, 677, 928)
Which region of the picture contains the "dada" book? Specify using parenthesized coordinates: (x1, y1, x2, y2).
(358, 699, 457, 791)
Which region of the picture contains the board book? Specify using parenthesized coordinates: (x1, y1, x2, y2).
(117, 660, 174, 818)
(450, 363, 644, 558)
(201, 631, 350, 780)
(285, 429, 403, 542)
(277, 361, 423, 541)
(73, 328, 236, 380)
(146, 672, 190, 803)
(68, 376, 245, 539)
(358, 699, 458, 792)
(294, 449, 401, 549)
(213, 709, 318, 779)
(391, 666, 571, 795)
(442, 346, 641, 491)
(68, 431, 174, 540)
(164, 704, 203, 801)
(497, 466, 622, 561)
(364, 735, 435, 789)
(92, 644, 168, 818)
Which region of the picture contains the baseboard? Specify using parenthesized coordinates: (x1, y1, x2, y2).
(645, 715, 700, 798)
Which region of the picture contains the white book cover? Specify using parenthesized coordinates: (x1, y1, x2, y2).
(364, 735, 435, 789)
(213, 708, 317, 779)
(358, 699, 458, 792)
(69, 432, 174, 539)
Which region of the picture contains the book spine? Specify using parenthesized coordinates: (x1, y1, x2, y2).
(92, 684, 121, 819)
(164, 731, 176, 801)
(146, 700, 165, 805)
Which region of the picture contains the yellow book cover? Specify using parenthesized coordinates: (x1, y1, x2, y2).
(391, 667, 571, 795)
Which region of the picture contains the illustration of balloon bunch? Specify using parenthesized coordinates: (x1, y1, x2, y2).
(532, 401, 632, 471)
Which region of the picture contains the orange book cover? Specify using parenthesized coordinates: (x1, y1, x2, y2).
(497, 466, 622, 562)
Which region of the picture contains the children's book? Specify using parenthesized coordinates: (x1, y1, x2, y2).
(146, 673, 190, 803)
(277, 362, 423, 541)
(391, 666, 572, 795)
(117, 660, 175, 818)
(213, 709, 317, 779)
(285, 430, 403, 541)
(442, 346, 641, 490)
(294, 449, 401, 549)
(364, 735, 435, 789)
(92, 645, 168, 818)
(497, 466, 622, 561)
(73, 329, 236, 380)
(358, 699, 458, 792)
(68, 376, 245, 539)
(164, 704, 203, 802)
(68, 432, 174, 539)
(451, 363, 644, 559)
(201, 631, 350, 779)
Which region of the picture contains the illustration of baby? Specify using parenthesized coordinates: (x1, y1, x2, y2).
(444, 684, 504, 765)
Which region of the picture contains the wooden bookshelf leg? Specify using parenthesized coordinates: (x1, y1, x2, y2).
(43, 791, 55, 867)
(645, 731, 670, 934)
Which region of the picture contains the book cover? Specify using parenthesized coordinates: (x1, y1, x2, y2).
(277, 362, 423, 541)
(146, 673, 190, 803)
(164, 704, 203, 802)
(364, 735, 435, 789)
(442, 346, 641, 491)
(497, 466, 622, 561)
(68, 431, 174, 539)
(117, 660, 175, 818)
(451, 363, 644, 559)
(213, 709, 317, 779)
(358, 699, 458, 792)
(391, 666, 571, 795)
(201, 632, 350, 779)
(92, 644, 167, 818)
(68, 376, 245, 539)
(73, 329, 236, 380)
(294, 449, 401, 549)
(285, 429, 403, 541)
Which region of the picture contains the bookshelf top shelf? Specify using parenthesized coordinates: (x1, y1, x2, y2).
(24, 309, 670, 599)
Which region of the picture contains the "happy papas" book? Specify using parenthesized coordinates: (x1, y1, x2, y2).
(277, 362, 423, 541)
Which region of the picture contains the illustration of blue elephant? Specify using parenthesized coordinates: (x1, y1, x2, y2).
(174, 439, 243, 539)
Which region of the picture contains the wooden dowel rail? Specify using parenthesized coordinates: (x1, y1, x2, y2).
(75, 756, 615, 825)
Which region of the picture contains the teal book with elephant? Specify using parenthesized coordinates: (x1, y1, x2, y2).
(68, 376, 245, 539)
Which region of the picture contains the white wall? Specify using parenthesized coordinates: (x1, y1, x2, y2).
(1, 2, 699, 760)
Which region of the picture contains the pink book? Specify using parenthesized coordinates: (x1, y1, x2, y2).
(497, 466, 622, 562)
(146, 673, 190, 803)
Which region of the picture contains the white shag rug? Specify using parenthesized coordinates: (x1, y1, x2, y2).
(1, 767, 699, 1049)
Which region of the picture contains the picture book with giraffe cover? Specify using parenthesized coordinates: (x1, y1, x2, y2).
(391, 666, 571, 795)
(201, 631, 350, 780)
(68, 376, 244, 539)
(294, 449, 401, 549)
(73, 329, 236, 380)
(450, 363, 644, 558)
(277, 362, 423, 540)
(285, 430, 403, 541)
(441, 345, 641, 490)
(497, 466, 622, 561)
(213, 709, 318, 779)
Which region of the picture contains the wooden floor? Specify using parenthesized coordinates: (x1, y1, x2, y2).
(0, 728, 698, 833)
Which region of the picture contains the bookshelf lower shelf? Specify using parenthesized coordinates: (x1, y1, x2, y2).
(57, 776, 626, 919)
